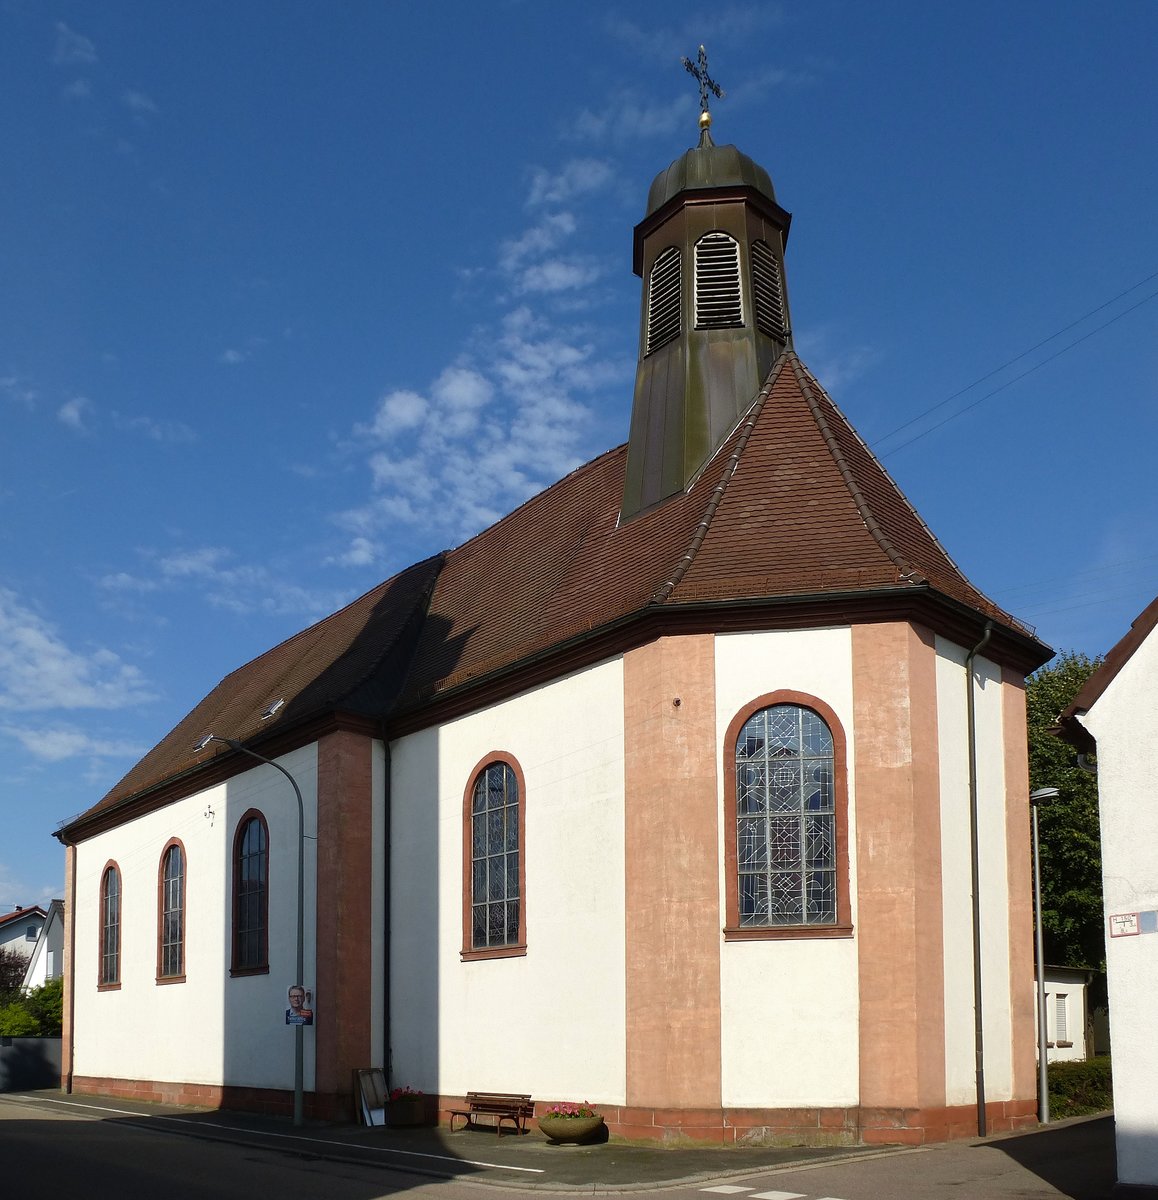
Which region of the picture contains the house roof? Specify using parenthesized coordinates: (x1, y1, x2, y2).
(61, 351, 1049, 842)
(0, 905, 46, 931)
(1056, 592, 1158, 753)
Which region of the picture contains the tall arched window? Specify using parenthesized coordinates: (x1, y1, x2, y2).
(157, 839, 185, 981)
(99, 862, 121, 987)
(694, 231, 743, 328)
(724, 693, 851, 939)
(232, 811, 269, 974)
(462, 755, 527, 960)
(645, 245, 681, 355)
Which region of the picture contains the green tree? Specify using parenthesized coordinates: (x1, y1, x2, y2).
(1027, 651, 1104, 977)
(23, 977, 64, 1036)
(0, 1002, 39, 1037)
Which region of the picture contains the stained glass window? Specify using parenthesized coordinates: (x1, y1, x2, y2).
(735, 704, 836, 926)
(470, 762, 520, 949)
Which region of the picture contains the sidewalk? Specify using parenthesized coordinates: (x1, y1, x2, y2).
(5, 1089, 1117, 1194)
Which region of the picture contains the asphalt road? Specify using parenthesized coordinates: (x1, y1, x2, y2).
(0, 1092, 1118, 1200)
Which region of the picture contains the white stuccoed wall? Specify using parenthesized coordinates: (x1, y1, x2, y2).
(1080, 625, 1158, 1190)
(715, 627, 860, 1107)
(71, 745, 319, 1092)
(936, 641, 1014, 1107)
(389, 657, 626, 1104)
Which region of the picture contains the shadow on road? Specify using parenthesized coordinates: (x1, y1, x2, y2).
(984, 1116, 1116, 1200)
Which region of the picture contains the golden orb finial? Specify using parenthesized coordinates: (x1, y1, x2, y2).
(699, 109, 712, 132)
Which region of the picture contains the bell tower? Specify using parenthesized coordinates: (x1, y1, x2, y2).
(620, 48, 794, 522)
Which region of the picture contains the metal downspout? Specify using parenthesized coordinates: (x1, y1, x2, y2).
(381, 730, 393, 1087)
(966, 620, 994, 1136)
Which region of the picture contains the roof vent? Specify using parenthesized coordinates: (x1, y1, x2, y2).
(645, 246, 681, 355)
(694, 231, 742, 328)
(751, 240, 787, 341)
(260, 698, 285, 720)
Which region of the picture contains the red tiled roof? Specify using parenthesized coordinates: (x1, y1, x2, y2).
(0, 905, 46, 930)
(66, 352, 1046, 835)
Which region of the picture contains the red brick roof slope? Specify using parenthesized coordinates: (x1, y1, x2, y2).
(667, 354, 1018, 621)
(86, 555, 443, 818)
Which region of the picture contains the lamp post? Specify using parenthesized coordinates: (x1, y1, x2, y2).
(1029, 786, 1059, 1124)
(196, 733, 306, 1127)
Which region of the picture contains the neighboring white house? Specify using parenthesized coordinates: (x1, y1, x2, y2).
(0, 905, 46, 961)
(21, 899, 65, 991)
(57, 111, 1053, 1146)
(1036, 965, 1093, 1063)
(1059, 594, 1158, 1197)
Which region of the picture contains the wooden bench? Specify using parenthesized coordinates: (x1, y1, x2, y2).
(449, 1091, 534, 1136)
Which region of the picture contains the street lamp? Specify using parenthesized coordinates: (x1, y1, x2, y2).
(196, 733, 307, 1128)
(1030, 786, 1059, 1124)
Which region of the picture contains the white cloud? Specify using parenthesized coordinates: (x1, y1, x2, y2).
(516, 258, 602, 294)
(499, 212, 578, 270)
(0, 589, 155, 713)
(527, 161, 613, 207)
(99, 547, 351, 620)
(220, 348, 247, 365)
(123, 90, 160, 119)
(61, 78, 92, 101)
(57, 395, 92, 433)
(369, 389, 427, 434)
(572, 95, 694, 143)
(0, 376, 37, 410)
(52, 22, 97, 66)
(113, 414, 197, 444)
(1, 724, 143, 764)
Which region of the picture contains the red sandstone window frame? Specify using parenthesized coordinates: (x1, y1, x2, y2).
(98, 860, 121, 990)
(461, 752, 527, 962)
(230, 809, 270, 976)
(723, 690, 853, 941)
(156, 838, 187, 984)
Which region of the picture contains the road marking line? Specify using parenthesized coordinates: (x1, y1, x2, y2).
(701, 1188, 754, 1194)
(14, 1096, 545, 1174)
(749, 1191, 807, 1200)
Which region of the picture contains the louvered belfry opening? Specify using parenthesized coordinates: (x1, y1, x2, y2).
(645, 245, 682, 355)
(751, 239, 788, 342)
(694, 231, 743, 328)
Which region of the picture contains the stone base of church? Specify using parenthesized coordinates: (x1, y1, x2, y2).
(66, 1074, 1036, 1147)
(575, 1099, 1037, 1146)
(68, 1074, 353, 1122)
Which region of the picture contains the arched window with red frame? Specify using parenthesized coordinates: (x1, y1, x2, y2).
(461, 753, 527, 961)
(231, 810, 269, 974)
(99, 862, 121, 988)
(157, 839, 186, 982)
(724, 692, 852, 940)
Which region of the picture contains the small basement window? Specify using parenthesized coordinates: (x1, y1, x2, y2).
(694, 231, 743, 329)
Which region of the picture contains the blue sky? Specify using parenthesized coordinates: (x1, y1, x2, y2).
(3, 2, 1156, 907)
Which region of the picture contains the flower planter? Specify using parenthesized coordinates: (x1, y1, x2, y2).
(387, 1096, 426, 1127)
(537, 1114, 605, 1144)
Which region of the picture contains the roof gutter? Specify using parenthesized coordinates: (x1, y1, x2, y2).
(966, 619, 994, 1137)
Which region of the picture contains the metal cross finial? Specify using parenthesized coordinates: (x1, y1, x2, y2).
(681, 44, 724, 114)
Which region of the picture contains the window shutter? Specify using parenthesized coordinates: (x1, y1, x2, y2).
(751, 240, 787, 340)
(645, 246, 681, 355)
(694, 232, 742, 328)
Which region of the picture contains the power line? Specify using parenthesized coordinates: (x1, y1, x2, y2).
(870, 270, 1158, 457)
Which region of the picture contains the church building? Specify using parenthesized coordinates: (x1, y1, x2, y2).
(57, 92, 1051, 1145)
